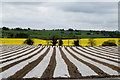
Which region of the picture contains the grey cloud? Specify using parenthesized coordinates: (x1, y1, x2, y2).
(44, 2, 117, 14)
(2, 2, 118, 31)
(2, 2, 43, 6)
(3, 2, 117, 14)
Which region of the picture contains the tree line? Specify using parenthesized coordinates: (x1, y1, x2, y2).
(2, 26, 120, 38)
(24, 38, 118, 46)
(2, 27, 31, 31)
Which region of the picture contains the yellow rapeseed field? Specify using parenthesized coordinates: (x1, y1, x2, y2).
(0, 38, 119, 46)
(0, 38, 47, 45)
(60, 38, 119, 46)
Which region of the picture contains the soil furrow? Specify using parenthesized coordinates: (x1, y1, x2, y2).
(2, 46, 20, 51)
(59, 47, 82, 78)
(93, 47, 118, 53)
(7, 47, 50, 79)
(2, 46, 24, 54)
(76, 47, 120, 64)
(1, 47, 45, 72)
(100, 47, 118, 52)
(41, 47, 56, 78)
(73, 47, 120, 73)
(65, 47, 109, 76)
(4, 75, 120, 80)
(1, 47, 34, 59)
(1, 47, 30, 57)
(87, 47, 118, 56)
(81, 47, 119, 59)
(1, 47, 39, 63)
(98, 47, 119, 54)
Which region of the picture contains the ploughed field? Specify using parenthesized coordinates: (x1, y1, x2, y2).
(0, 45, 120, 80)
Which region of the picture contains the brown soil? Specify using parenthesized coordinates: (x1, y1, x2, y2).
(76, 47, 120, 64)
(65, 47, 109, 76)
(100, 46, 118, 52)
(87, 47, 118, 56)
(73, 47, 120, 73)
(41, 47, 56, 78)
(98, 47, 119, 54)
(81, 47, 119, 59)
(7, 47, 50, 79)
(2, 46, 24, 54)
(59, 47, 82, 78)
(1, 46, 120, 80)
(2, 47, 45, 72)
(2, 47, 40, 63)
(2, 46, 19, 51)
(2, 47, 34, 59)
(94, 47, 118, 54)
(1, 47, 28, 57)
(3, 75, 120, 80)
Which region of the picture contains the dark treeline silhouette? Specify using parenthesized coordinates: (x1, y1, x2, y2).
(50, 35, 58, 46)
(2, 27, 9, 30)
(59, 39, 63, 46)
(2, 26, 119, 32)
(74, 39, 80, 46)
(49, 35, 64, 46)
(88, 38, 96, 47)
(2, 27, 120, 39)
(67, 28, 74, 31)
(102, 40, 117, 46)
(2, 27, 31, 31)
(24, 38, 34, 45)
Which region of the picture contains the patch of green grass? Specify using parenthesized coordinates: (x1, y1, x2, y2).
(2, 30, 118, 39)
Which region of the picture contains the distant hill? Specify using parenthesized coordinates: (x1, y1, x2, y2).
(1, 27, 120, 40)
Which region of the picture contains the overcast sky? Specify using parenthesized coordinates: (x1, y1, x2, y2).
(2, 2, 118, 31)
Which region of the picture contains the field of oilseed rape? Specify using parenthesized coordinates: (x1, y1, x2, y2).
(1, 38, 47, 45)
(0, 38, 119, 46)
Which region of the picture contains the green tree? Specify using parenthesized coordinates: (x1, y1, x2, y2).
(74, 40, 80, 46)
(28, 28, 30, 30)
(51, 35, 58, 46)
(24, 38, 34, 45)
(118, 40, 120, 46)
(102, 40, 117, 46)
(14, 27, 23, 30)
(88, 38, 96, 47)
(59, 39, 63, 46)
(2, 27, 9, 30)
(68, 28, 74, 31)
